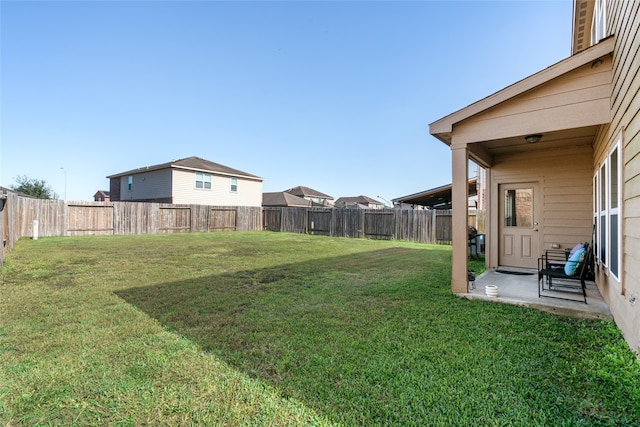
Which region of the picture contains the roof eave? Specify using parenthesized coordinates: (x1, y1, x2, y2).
(428, 36, 614, 143)
(108, 163, 263, 181)
(572, 0, 595, 54)
(173, 165, 263, 181)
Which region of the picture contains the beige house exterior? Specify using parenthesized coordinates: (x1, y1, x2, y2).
(107, 156, 263, 207)
(430, 0, 639, 353)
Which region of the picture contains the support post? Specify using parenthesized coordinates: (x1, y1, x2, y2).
(451, 146, 469, 293)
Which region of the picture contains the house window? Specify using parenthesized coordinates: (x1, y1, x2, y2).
(196, 172, 211, 189)
(594, 136, 622, 280)
(609, 145, 620, 279)
(230, 178, 238, 192)
(591, 0, 607, 45)
(599, 163, 607, 263)
(128, 176, 133, 191)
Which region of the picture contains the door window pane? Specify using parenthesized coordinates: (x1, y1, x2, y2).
(504, 189, 532, 227)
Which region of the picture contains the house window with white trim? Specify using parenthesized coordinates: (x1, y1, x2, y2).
(609, 144, 620, 279)
(195, 172, 211, 189)
(128, 176, 133, 191)
(591, 0, 607, 45)
(594, 136, 622, 280)
(598, 162, 607, 263)
(230, 178, 238, 192)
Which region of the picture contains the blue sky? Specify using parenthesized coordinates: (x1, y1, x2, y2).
(1, 0, 572, 203)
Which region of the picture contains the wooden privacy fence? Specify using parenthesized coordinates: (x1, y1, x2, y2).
(0, 194, 457, 266)
(263, 207, 453, 244)
(52, 201, 260, 236)
(0, 193, 263, 264)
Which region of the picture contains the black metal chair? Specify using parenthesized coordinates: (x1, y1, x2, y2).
(538, 243, 592, 304)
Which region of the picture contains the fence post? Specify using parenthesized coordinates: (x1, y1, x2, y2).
(431, 210, 437, 243)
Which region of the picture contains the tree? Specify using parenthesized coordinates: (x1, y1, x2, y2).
(11, 175, 58, 199)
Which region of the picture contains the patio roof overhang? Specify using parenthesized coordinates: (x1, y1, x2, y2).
(392, 178, 477, 208)
(429, 36, 614, 168)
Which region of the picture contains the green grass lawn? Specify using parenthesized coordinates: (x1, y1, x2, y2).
(1, 232, 639, 426)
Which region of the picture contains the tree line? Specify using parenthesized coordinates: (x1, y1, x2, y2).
(8, 175, 57, 199)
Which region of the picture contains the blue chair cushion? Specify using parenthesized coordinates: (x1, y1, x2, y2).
(564, 247, 586, 276)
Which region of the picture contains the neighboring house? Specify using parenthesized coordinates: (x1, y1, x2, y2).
(93, 190, 110, 202)
(284, 186, 334, 206)
(262, 191, 310, 208)
(334, 195, 386, 209)
(107, 156, 263, 207)
(430, 0, 639, 353)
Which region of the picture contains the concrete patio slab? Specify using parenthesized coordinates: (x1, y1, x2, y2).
(461, 267, 612, 320)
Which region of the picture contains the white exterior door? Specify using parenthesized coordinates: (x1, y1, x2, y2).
(498, 183, 540, 268)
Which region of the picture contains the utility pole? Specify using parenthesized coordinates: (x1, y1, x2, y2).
(377, 195, 392, 208)
(61, 167, 67, 200)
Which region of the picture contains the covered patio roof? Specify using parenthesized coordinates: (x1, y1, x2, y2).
(429, 36, 614, 167)
(392, 178, 477, 208)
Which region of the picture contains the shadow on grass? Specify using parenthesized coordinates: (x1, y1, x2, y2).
(114, 247, 457, 421)
(114, 246, 636, 426)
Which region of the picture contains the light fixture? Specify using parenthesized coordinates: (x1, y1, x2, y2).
(525, 134, 543, 144)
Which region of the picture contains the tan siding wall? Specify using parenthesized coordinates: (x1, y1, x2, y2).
(591, 0, 640, 353)
(492, 144, 594, 254)
(119, 169, 172, 201)
(172, 170, 263, 207)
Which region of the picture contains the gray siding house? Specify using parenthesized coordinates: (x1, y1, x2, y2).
(107, 156, 263, 207)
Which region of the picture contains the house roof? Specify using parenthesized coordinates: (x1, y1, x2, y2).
(284, 186, 333, 200)
(429, 36, 615, 146)
(335, 195, 383, 206)
(94, 190, 110, 197)
(107, 156, 263, 180)
(263, 192, 312, 207)
(392, 178, 478, 209)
